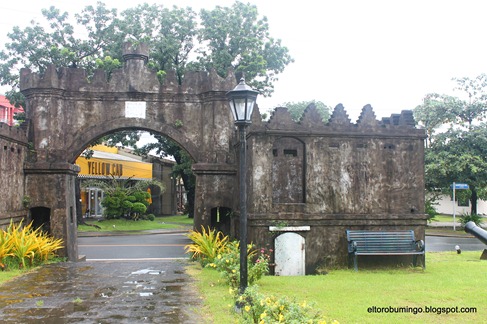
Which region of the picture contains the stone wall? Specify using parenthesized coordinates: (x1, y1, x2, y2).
(246, 104, 427, 272)
(0, 122, 28, 228)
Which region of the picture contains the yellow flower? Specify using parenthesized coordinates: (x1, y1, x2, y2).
(245, 305, 251, 312)
(279, 305, 285, 311)
(232, 269, 236, 273)
(279, 314, 284, 322)
(217, 254, 222, 259)
(260, 312, 267, 319)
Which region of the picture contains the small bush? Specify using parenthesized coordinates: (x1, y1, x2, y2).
(1, 221, 63, 270)
(208, 241, 270, 290)
(185, 226, 229, 266)
(425, 199, 438, 222)
(146, 214, 155, 221)
(460, 213, 484, 227)
(238, 285, 335, 324)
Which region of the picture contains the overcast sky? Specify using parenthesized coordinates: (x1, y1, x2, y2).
(1, 0, 487, 121)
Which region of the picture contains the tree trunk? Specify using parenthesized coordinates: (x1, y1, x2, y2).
(75, 178, 83, 224)
(182, 173, 195, 218)
(471, 188, 478, 215)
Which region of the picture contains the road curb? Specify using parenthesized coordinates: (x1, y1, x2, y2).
(78, 229, 192, 237)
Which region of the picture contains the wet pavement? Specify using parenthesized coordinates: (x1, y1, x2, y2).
(0, 260, 201, 323)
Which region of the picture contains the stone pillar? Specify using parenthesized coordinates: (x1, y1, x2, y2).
(24, 162, 80, 261)
(192, 163, 237, 234)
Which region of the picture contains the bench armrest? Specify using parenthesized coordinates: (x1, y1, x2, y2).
(415, 239, 425, 252)
(348, 240, 357, 253)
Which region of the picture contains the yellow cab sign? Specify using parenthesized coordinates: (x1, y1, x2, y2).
(76, 154, 152, 180)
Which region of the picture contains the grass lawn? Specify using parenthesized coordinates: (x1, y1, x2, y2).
(77, 214, 193, 232)
(0, 269, 25, 286)
(430, 214, 486, 223)
(430, 214, 456, 222)
(188, 251, 487, 324)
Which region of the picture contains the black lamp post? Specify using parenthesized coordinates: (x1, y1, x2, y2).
(226, 78, 259, 295)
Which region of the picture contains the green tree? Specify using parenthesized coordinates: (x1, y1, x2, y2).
(425, 126, 487, 215)
(278, 100, 331, 122)
(415, 74, 487, 215)
(112, 3, 198, 84)
(0, 3, 118, 107)
(135, 135, 196, 218)
(195, 1, 293, 96)
(413, 93, 457, 148)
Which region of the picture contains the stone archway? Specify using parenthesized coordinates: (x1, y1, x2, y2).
(20, 43, 240, 261)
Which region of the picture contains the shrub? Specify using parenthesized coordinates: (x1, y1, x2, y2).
(460, 213, 484, 227)
(146, 214, 155, 221)
(209, 241, 270, 290)
(0, 230, 14, 270)
(1, 221, 63, 270)
(185, 226, 229, 266)
(425, 198, 438, 222)
(238, 285, 334, 324)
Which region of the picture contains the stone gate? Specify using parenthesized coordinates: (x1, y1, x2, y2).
(7, 43, 427, 270)
(19, 43, 238, 260)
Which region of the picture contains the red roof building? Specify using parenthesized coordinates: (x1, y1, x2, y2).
(0, 95, 24, 126)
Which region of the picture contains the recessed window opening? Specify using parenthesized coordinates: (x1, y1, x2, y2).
(284, 149, 297, 157)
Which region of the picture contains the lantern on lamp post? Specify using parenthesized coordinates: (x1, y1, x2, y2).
(226, 78, 258, 295)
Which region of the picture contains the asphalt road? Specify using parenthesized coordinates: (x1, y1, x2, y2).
(78, 232, 487, 261)
(78, 233, 191, 261)
(425, 235, 486, 252)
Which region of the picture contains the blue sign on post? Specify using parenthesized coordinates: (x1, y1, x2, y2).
(450, 183, 469, 190)
(451, 182, 469, 231)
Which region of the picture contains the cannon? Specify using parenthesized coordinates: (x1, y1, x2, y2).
(464, 221, 487, 245)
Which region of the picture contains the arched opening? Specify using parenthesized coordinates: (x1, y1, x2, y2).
(30, 207, 51, 234)
(73, 128, 196, 219)
(210, 206, 233, 237)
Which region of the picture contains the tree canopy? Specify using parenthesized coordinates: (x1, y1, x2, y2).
(0, 1, 293, 106)
(278, 100, 331, 122)
(414, 74, 487, 214)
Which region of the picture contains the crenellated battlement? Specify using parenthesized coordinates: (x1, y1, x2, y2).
(0, 122, 27, 143)
(256, 103, 423, 136)
(20, 44, 235, 95)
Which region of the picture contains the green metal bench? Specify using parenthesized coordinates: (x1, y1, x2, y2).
(346, 230, 425, 271)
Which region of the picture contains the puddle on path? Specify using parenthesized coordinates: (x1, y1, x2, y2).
(0, 261, 201, 323)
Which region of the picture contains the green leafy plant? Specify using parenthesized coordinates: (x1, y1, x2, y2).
(425, 197, 439, 222)
(459, 213, 484, 227)
(185, 226, 229, 266)
(208, 241, 270, 290)
(238, 285, 334, 324)
(84, 176, 163, 219)
(22, 195, 31, 209)
(1, 220, 63, 270)
(174, 119, 183, 128)
(0, 230, 14, 270)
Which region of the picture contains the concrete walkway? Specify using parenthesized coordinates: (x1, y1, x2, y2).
(0, 259, 202, 323)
